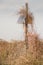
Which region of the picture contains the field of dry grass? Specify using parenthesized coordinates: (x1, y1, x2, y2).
(0, 34, 43, 65)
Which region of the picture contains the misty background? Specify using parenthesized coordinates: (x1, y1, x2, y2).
(0, 0, 43, 41)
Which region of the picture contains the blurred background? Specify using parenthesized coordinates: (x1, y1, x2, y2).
(0, 0, 43, 41)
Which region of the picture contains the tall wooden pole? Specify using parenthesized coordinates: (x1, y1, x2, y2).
(25, 3, 28, 49)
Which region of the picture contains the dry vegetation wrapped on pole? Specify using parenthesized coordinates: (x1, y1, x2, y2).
(18, 3, 33, 50)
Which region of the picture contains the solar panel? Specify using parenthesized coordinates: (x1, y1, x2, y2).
(17, 15, 25, 24)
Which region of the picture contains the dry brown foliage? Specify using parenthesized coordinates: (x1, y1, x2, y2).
(0, 33, 43, 65)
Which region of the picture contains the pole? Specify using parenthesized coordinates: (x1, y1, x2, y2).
(25, 3, 28, 50)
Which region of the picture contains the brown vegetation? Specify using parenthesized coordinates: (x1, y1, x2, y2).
(0, 33, 43, 65)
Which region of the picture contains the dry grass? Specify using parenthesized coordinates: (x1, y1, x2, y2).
(0, 34, 43, 65)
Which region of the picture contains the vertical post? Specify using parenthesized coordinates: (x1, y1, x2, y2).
(25, 3, 28, 50)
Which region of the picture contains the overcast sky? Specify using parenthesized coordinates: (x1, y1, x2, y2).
(0, 0, 43, 41)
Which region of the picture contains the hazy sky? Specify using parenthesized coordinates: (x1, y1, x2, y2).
(0, 0, 43, 41)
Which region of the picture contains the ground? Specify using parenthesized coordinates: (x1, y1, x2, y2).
(0, 33, 43, 65)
